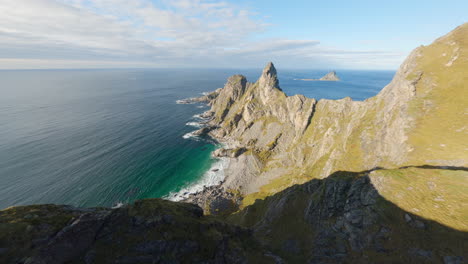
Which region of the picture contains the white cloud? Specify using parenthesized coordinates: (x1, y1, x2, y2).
(0, 0, 403, 69)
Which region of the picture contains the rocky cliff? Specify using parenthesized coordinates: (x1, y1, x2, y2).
(192, 23, 468, 209)
(1, 24, 467, 264)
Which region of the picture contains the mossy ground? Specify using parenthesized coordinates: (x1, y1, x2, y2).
(370, 167, 468, 231)
(404, 24, 468, 166)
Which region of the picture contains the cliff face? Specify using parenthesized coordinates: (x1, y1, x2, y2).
(0, 199, 268, 264)
(198, 23, 468, 209)
(1, 24, 467, 264)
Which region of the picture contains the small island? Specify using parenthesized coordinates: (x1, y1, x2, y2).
(297, 70, 340, 81)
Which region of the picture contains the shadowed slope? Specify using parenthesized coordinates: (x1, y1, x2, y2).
(0, 167, 466, 263)
(228, 167, 468, 263)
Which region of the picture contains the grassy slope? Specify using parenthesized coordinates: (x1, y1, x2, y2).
(405, 24, 468, 166)
(370, 167, 468, 231)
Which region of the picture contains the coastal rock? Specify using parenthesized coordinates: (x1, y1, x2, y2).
(176, 89, 220, 104)
(191, 23, 468, 208)
(319, 70, 340, 81)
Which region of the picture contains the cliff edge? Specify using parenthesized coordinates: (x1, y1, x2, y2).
(1, 24, 467, 264)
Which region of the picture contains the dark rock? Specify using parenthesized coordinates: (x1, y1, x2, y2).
(408, 248, 433, 259)
(117, 255, 155, 264)
(443, 256, 464, 264)
(405, 213, 412, 222)
(27, 210, 111, 264)
(282, 239, 300, 254)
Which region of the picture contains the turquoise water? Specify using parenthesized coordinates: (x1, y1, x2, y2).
(0, 68, 394, 209)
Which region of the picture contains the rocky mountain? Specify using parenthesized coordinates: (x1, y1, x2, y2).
(319, 71, 340, 81)
(1, 24, 467, 263)
(191, 23, 467, 210)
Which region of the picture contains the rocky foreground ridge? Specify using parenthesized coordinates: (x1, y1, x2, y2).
(1, 24, 467, 263)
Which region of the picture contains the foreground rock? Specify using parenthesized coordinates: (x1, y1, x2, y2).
(1, 168, 466, 263)
(228, 168, 468, 263)
(0, 199, 268, 263)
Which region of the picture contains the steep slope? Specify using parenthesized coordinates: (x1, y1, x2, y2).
(229, 167, 467, 263)
(1, 24, 467, 264)
(0, 199, 269, 264)
(194, 23, 468, 211)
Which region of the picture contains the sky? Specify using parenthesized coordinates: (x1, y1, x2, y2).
(0, 0, 466, 70)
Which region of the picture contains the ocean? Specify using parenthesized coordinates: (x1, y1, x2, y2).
(0, 68, 394, 209)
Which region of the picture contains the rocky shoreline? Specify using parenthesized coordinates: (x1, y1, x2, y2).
(179, 108, 243, 214)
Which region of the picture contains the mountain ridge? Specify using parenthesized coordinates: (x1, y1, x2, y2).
(187, 23, 467, 211)
(0, 23, 467, 264)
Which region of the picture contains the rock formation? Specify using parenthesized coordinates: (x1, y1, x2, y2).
(1, 23, 467, 264)
(298, 70, 340, 81)
(190, 23, 467, 210)
(319, 70, 340, 81)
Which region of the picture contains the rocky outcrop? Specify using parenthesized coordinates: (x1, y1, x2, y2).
(298, 70, 340, 81)
(176, 89, 220, 104)
(319, 71, 340, 81)
(0, 199, 270, 264)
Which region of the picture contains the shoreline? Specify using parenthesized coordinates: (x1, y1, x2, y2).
(167, 98, 236, 208)
(173, 96, 242, 213)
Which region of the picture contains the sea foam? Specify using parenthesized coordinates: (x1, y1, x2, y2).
(165, 157, 229, 202)
(186, 121, 204, 128)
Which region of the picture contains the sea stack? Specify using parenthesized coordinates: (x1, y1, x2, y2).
(319, 70, 340, 81)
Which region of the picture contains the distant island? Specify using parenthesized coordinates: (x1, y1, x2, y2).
(297, 70, 340, 81)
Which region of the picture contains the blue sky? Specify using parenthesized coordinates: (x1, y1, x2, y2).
(0, 0, 466, 69)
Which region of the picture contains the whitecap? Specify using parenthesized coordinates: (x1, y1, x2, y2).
(112, 202, 124, 209)
(186, 122, 204, 128)
(165, 157, 229, 202)
(176, 99, 191, 104)
(182, 131, 201, 141)
(193, 113, 204, 119)
(192, 113, 211, 121)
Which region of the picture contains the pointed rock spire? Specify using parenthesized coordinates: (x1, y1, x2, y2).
(258, 62, 281, 91)
(262, 62, 277, 77)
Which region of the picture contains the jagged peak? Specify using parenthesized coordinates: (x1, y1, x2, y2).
(258, 62, 281, 93)
(262, 62, 277, 77)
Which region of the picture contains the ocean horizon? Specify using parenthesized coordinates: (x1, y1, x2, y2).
(0, 68, 394, 209)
